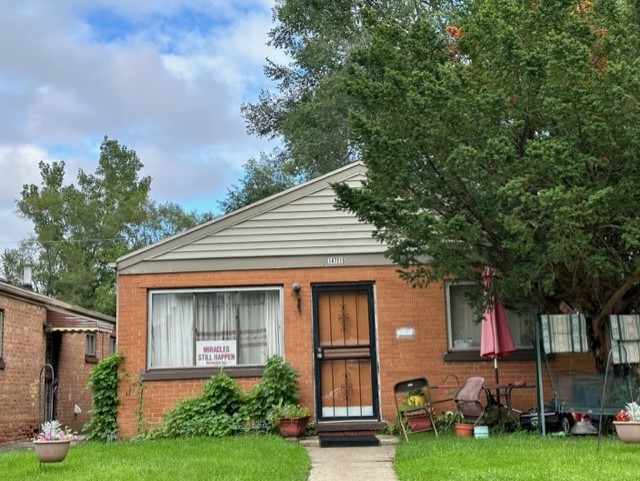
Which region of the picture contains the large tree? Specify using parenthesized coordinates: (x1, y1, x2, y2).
(227, 1, 450, 210)
(2, 137, 210, 314)
(334, 0, 640, 368)
(219, 151, 297, 213)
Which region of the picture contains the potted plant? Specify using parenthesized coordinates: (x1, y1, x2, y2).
(269, 403, 310, 438)
(33, 420, 77, 463)
(454, 422, 475, 437)
(402, 389, 432, 431)
(613, 401, 640, 443)
(404, 389, 426, 408)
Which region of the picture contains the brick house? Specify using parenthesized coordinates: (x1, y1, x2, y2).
(0, 280, 116, 443)
(115, 162, 595, 438)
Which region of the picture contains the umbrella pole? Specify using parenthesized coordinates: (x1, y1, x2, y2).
(494, 358, 501, 406)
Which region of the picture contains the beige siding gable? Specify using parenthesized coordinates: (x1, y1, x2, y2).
(117, 162, 392, 273)
(162, 174, 383, 261)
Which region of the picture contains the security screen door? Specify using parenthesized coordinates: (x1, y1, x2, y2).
(313, 284, 379, 420)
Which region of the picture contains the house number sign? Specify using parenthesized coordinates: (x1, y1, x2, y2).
(327, 256, 346, 265)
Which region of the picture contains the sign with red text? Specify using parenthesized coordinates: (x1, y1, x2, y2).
(196, 340, 237, 367)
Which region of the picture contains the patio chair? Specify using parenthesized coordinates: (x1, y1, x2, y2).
(454, 376, 486, 426)
(393, 377, 452, 441)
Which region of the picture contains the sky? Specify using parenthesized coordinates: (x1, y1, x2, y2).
(0, 0, 283, 252)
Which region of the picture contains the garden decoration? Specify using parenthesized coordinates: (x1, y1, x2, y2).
(613, 402, 640, 443)
(33, 420, 77, 464)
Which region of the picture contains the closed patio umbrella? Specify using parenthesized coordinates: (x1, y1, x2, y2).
(480, 267, 515, 393)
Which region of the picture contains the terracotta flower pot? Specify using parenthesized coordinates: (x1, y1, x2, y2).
(33, 439, 71, 463)
(614, 421, 640, 443)
(407, 413, 432, 431)
(278, 416, 310, 438)
(455, 423, 474, 437)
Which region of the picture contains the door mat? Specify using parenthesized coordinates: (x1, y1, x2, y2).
(318, 435, 380, 448)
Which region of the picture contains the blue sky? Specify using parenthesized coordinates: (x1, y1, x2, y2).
(0, 0, 282, 250)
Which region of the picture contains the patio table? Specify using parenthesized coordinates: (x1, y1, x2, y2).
(482, 383, 536, 421)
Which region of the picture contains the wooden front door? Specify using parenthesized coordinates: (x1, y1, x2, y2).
(313, 284, 379, 420)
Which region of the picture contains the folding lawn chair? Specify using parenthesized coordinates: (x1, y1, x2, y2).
(393, 377, 452, 441)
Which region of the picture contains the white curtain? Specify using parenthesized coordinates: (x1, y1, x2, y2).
(149, 293, 193, 368)
(150, 289, 281, 368)
(237, 291, 270, 365)
(196, 293, 237, 341)
(265, 292, 281, 357)
(195, 290, 280, 365)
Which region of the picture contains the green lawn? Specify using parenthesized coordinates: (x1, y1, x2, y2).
(395, 431, 639, 481)
(3, 431, 639, 481)
(0, 436, 310, 481)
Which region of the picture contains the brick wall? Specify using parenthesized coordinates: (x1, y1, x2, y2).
(116, 266, 597, 438)
(0, 296, 47, 443)
(0, 293, 115, 443)
(55, 331, 113, 433)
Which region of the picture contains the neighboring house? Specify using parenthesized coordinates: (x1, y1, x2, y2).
(0, 280, 116, 443)
(114, 161, 594, 437)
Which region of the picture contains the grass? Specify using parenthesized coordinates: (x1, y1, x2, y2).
(0, 435, 310, 481)
(4, 430, 639, 481)
(395, 431, 640, 481)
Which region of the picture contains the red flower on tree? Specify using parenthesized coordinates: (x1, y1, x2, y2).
(445, 25, 462, 39)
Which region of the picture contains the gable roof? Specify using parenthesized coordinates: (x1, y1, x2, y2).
(117, 161, 391, 275)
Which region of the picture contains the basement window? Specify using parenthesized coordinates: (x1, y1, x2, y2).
(147, 287, 283, 376)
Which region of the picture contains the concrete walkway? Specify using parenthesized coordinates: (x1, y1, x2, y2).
(301, 435, 399, 481)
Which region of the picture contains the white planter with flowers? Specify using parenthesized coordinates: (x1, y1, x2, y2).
(33, 420, 77, 463)
(613, 402, 640, 443)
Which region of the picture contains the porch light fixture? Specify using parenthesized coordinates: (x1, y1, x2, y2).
(292, 283, 302, 314)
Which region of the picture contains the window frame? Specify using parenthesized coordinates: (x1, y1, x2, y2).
(444, 282, 535, 362)
(109, 336, 116, 354)
(85, 333, 97, 363)
(145, 286, 284, 378)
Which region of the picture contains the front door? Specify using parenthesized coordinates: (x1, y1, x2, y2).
(312, 283, 379, 420)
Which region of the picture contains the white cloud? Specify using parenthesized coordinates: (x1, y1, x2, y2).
(0, 145, 49, 248)
(0, 0, 281, 251)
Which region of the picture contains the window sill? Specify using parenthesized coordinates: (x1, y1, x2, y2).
(442, 349, 535, 362)
(141, 366, 265, 381)
(85, 355, 98, 364)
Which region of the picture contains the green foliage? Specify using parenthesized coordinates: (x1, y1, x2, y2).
(84, 351, 123, 442)
(246, 355, 301, 419)
(159, 372, 244, 438)
(219, 153, 297, 213)
(333, 0, 640, 368)
(268, 403, 310, 423)
(146, 356, 302, 439)
(1, 136, 209, 315)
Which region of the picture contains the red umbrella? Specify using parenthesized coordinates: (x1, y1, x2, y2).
(480, 267, 515, 389)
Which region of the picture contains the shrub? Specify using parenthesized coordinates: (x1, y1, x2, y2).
(246, 355, 300, 420)
(84, 351, 123, 442)
(148, 355, 302, 439)
(159, 372, 244, 438)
